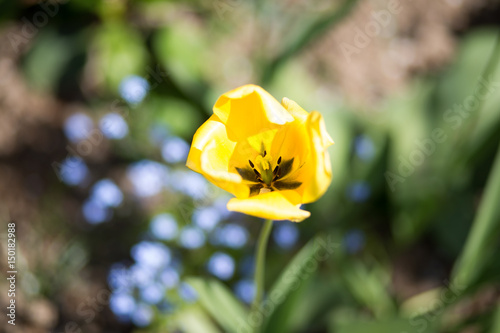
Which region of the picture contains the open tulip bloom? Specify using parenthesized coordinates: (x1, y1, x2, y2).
(187, 84, 334, 222)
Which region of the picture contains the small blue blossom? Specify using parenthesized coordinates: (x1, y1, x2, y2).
(108, 264, 132, 292)
(161, 137, 189, 164)
(160, 267, 180, 289)
(179, 226, 206, 249)
(110, 292, 136, 317)
(273, 223, 299, 250)
(354, 135, 375, 161)
(219, 224, 248, 249)
(150, 213, 178, 240)
(127, 160, 169, 197)
(179, 282, 198, 303)
(207, 252, 235, 280)
(346, 181, 371, 202)
(131, 303, 153, 327)
(119, 75, 149, 105)
(100, 113, 129, 140)
(343, 229, 365, 254)
(59, 157, 89, 186)
(140, 283, 165, 305)
(169, 170, 208, 200)
(131, 241, 171, 269)
(82, 198, 112, 224)
(129, 264, 157, 288)
(64, 113, 94, 143)
(90, 179, 123, 208)
(193, 207, 222, 231)
(234, 279, 255, 304)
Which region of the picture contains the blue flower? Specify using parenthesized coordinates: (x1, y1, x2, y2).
(234, 279, 255, 304)
(179, 282, 198, 303)
(160, 267, 180, 289)
(354, 135, 375, 161)
(346, 181, 371, 202)
(129, 263, 157, 288)
(131, 303, 153, 327)
(169, 170, 208, 200)
(64, 113, 94, 143)
(108, 264, 132, 292)
(343, 229, 365, 254)
(207, 252, 235, 280)
(150, 213, 178, 240)
(127, 160, 169, 197)
(59, 157, 89, 186)
(179, 226, 206, 249)
(193, 207, 222, 231)
(161, 137, 189, 164)
(100, 113, 129, 140)
(273, 222, 299, 249)
(131, 241, 171, 269)
(140, 283, 165, 304)
(119, 75, 149, 105)
(82, 198, 112, 224)
(90, 179, 123, 208)
(217, 224, 248, 249)
(110, 292, 136, 316)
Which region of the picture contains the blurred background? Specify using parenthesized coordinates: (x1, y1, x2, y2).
(0, 0, 500, 332)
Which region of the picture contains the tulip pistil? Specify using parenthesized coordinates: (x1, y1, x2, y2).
(237, 154, 301, 196)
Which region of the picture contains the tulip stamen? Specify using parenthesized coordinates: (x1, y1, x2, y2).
(277, 156, 282, 164)
(253, 168, 262, 180)
(248, 160, 255, 168)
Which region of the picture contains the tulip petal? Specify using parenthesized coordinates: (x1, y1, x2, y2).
(214, 85, 294, 141)
(227, 190, 310, 222)
(186, 115, 249, 198)
(301, 111, 334, 203)
(281, 97, 309, 122)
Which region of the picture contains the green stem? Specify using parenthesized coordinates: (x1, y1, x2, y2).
(251, 219, 273, 318)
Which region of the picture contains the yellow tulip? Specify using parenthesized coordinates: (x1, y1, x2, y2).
(186, 84, 333, 222)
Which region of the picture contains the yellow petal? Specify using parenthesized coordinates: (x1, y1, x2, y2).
(186, 115, 248, 198)
(281, 97, 309, 122)
(227, 190, 310, 222)
(301, 111, 334, 203)
(213, 84, 294, 141)
(186, 114, 227, 174)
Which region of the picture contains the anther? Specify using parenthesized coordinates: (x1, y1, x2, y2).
(277, 156, 282, 164)
(253, 169, 262, 178)
(248, 160, 254, 168)
(273, 165, 279, 175)
(263, 150, 267, 157)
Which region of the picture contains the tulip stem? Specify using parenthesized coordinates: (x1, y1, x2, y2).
(251, 219, 273, 325)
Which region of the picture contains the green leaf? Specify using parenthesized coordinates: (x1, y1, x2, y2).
(174, 305, 221, 333)
(452, 142, 500, 288)
(330, 316, 438, 333)
(186, 277, 248, 333)
(491, 303, 500, 333)
(262, 235, 339, 332)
